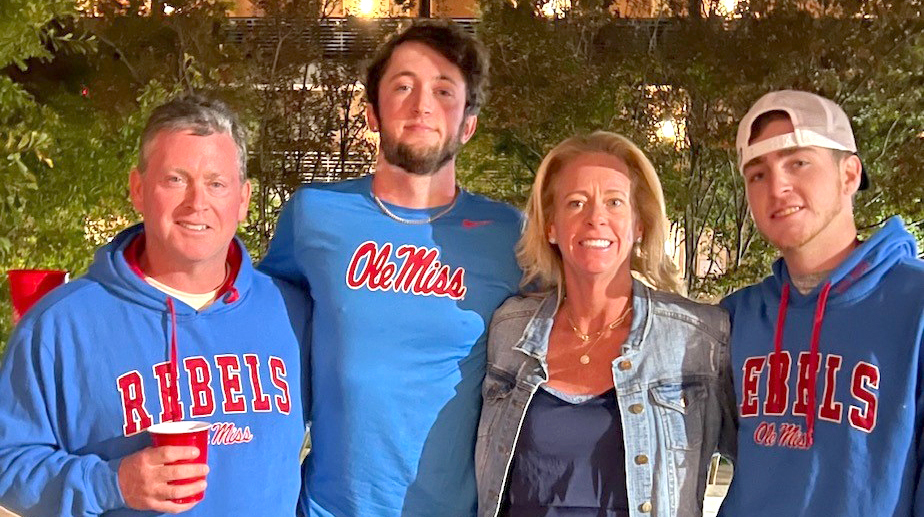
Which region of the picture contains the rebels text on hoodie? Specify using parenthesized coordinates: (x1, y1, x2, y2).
(719, 216, 924, 517)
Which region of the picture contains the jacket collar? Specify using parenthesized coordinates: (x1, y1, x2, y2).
(514, 278, 652, 362)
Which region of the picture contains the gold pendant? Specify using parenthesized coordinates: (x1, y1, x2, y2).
(579, 354, 590, 365)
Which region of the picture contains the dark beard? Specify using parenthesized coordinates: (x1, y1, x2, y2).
(380, 125, 464, 176)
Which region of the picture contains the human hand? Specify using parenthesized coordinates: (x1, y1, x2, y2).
(117, 446, 209, 513)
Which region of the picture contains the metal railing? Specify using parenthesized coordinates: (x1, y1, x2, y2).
(225, 17, 477, 56)
(224, 16, 681, 56)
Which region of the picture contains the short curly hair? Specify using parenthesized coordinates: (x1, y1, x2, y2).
(364, 20, 489, 120)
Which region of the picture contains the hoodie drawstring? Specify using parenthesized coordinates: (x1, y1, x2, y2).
(771, 281, 832, 447)
(165, 297, 181, 422)
(771, 283, 791, 400)
(805, 282, 832, 446)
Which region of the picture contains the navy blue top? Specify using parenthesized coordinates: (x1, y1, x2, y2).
(506, 386, 630, 517)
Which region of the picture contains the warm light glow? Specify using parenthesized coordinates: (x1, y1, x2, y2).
(358, 0, 375, 16)
(163, 3, 175, 15)
(645, 84, 687, 146)
(716, 0, 738, 16)
(656, 120, 677, 141)
(540, 0, 570, 18)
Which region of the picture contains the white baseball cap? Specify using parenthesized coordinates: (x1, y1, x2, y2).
(736, 90, 868, 190)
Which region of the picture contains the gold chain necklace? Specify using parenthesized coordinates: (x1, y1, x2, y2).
(566, 303, 632, 365)
(371, 188, 459, 225)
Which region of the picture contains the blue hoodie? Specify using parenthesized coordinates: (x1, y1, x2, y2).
(0, 224, 309, 516)
(719, 216, 924, 516)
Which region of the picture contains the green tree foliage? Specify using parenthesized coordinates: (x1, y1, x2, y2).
(0, 1, 233, 345)
(0, 0, 92, 343)
(475, 0, 924, 299)
(3, 0, 924, 348)
(237, 0, 379, 251)
(0, 0, 87, 259)
(0, 0, 384, 346)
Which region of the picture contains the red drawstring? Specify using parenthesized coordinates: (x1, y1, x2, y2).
(771, 281, 832, 448)
(770, 283, 791, 414)
(123, 233, 244, 423)
(805, 282, 832, 447)
(165, 297, 180, 422)
(123, 233, 243, 423)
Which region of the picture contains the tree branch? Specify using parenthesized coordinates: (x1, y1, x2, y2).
(95, 34, 143, 85)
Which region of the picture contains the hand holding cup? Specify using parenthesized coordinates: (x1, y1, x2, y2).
(119, 421, 211, 513)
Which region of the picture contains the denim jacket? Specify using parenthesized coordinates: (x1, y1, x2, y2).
(475, 280, 736, 517)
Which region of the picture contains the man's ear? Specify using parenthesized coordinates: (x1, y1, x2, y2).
(366, 103, 380, 133)
(460, 114, 478, 144)
(238, 179, 252, 222)
(129, 168, 144, 213)
(842, 154, 863, 196)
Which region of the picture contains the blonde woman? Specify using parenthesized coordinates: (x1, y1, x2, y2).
(475, 132, 736, 517)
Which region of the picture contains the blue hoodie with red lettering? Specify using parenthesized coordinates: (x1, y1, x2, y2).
(719, 216, 924, 516)
(0, 224, 309, 516)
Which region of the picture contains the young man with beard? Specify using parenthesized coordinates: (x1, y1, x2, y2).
(718, 90, 924, 516)
(259, 21, 522, 517)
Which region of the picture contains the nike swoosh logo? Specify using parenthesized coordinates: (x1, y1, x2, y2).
(462, 219, 493, 228)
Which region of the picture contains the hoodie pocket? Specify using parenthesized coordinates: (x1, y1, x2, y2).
(650, 381, 707, 451)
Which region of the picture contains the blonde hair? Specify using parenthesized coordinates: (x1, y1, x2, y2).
(518, 131, 683, 295)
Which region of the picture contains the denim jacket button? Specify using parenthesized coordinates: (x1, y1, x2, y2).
(618, 360, 632, 371)
(634, 454, 649, 465)
(629, 403, 644, 414)
(639, 501, 652, 513)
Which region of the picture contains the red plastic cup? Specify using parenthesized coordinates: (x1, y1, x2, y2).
(8, 269, 68, 323)
(147, 421, 211, 503)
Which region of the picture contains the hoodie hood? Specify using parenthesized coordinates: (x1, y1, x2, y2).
(85, 223, 255, 421)
(720, 216, 924, 515)
(767, 216, 918, 306)
(86, 223, 254, 315)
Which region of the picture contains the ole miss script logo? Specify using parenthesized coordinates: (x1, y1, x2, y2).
(741, 351, 879, 449)
(346, 241, 467, 300)
(116, 353, 291, 443)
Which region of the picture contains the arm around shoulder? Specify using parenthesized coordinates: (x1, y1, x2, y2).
(258, 188, 309, 288)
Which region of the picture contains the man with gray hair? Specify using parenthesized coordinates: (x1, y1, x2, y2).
(0, 95, 309, 516)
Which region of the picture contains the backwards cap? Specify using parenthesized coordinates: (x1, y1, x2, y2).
(736, 90, 868, 190)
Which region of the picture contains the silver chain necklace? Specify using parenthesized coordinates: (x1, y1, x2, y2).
(371, 189, 459, 225)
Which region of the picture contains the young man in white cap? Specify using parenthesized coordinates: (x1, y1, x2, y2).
(718, 90, 924, 516)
